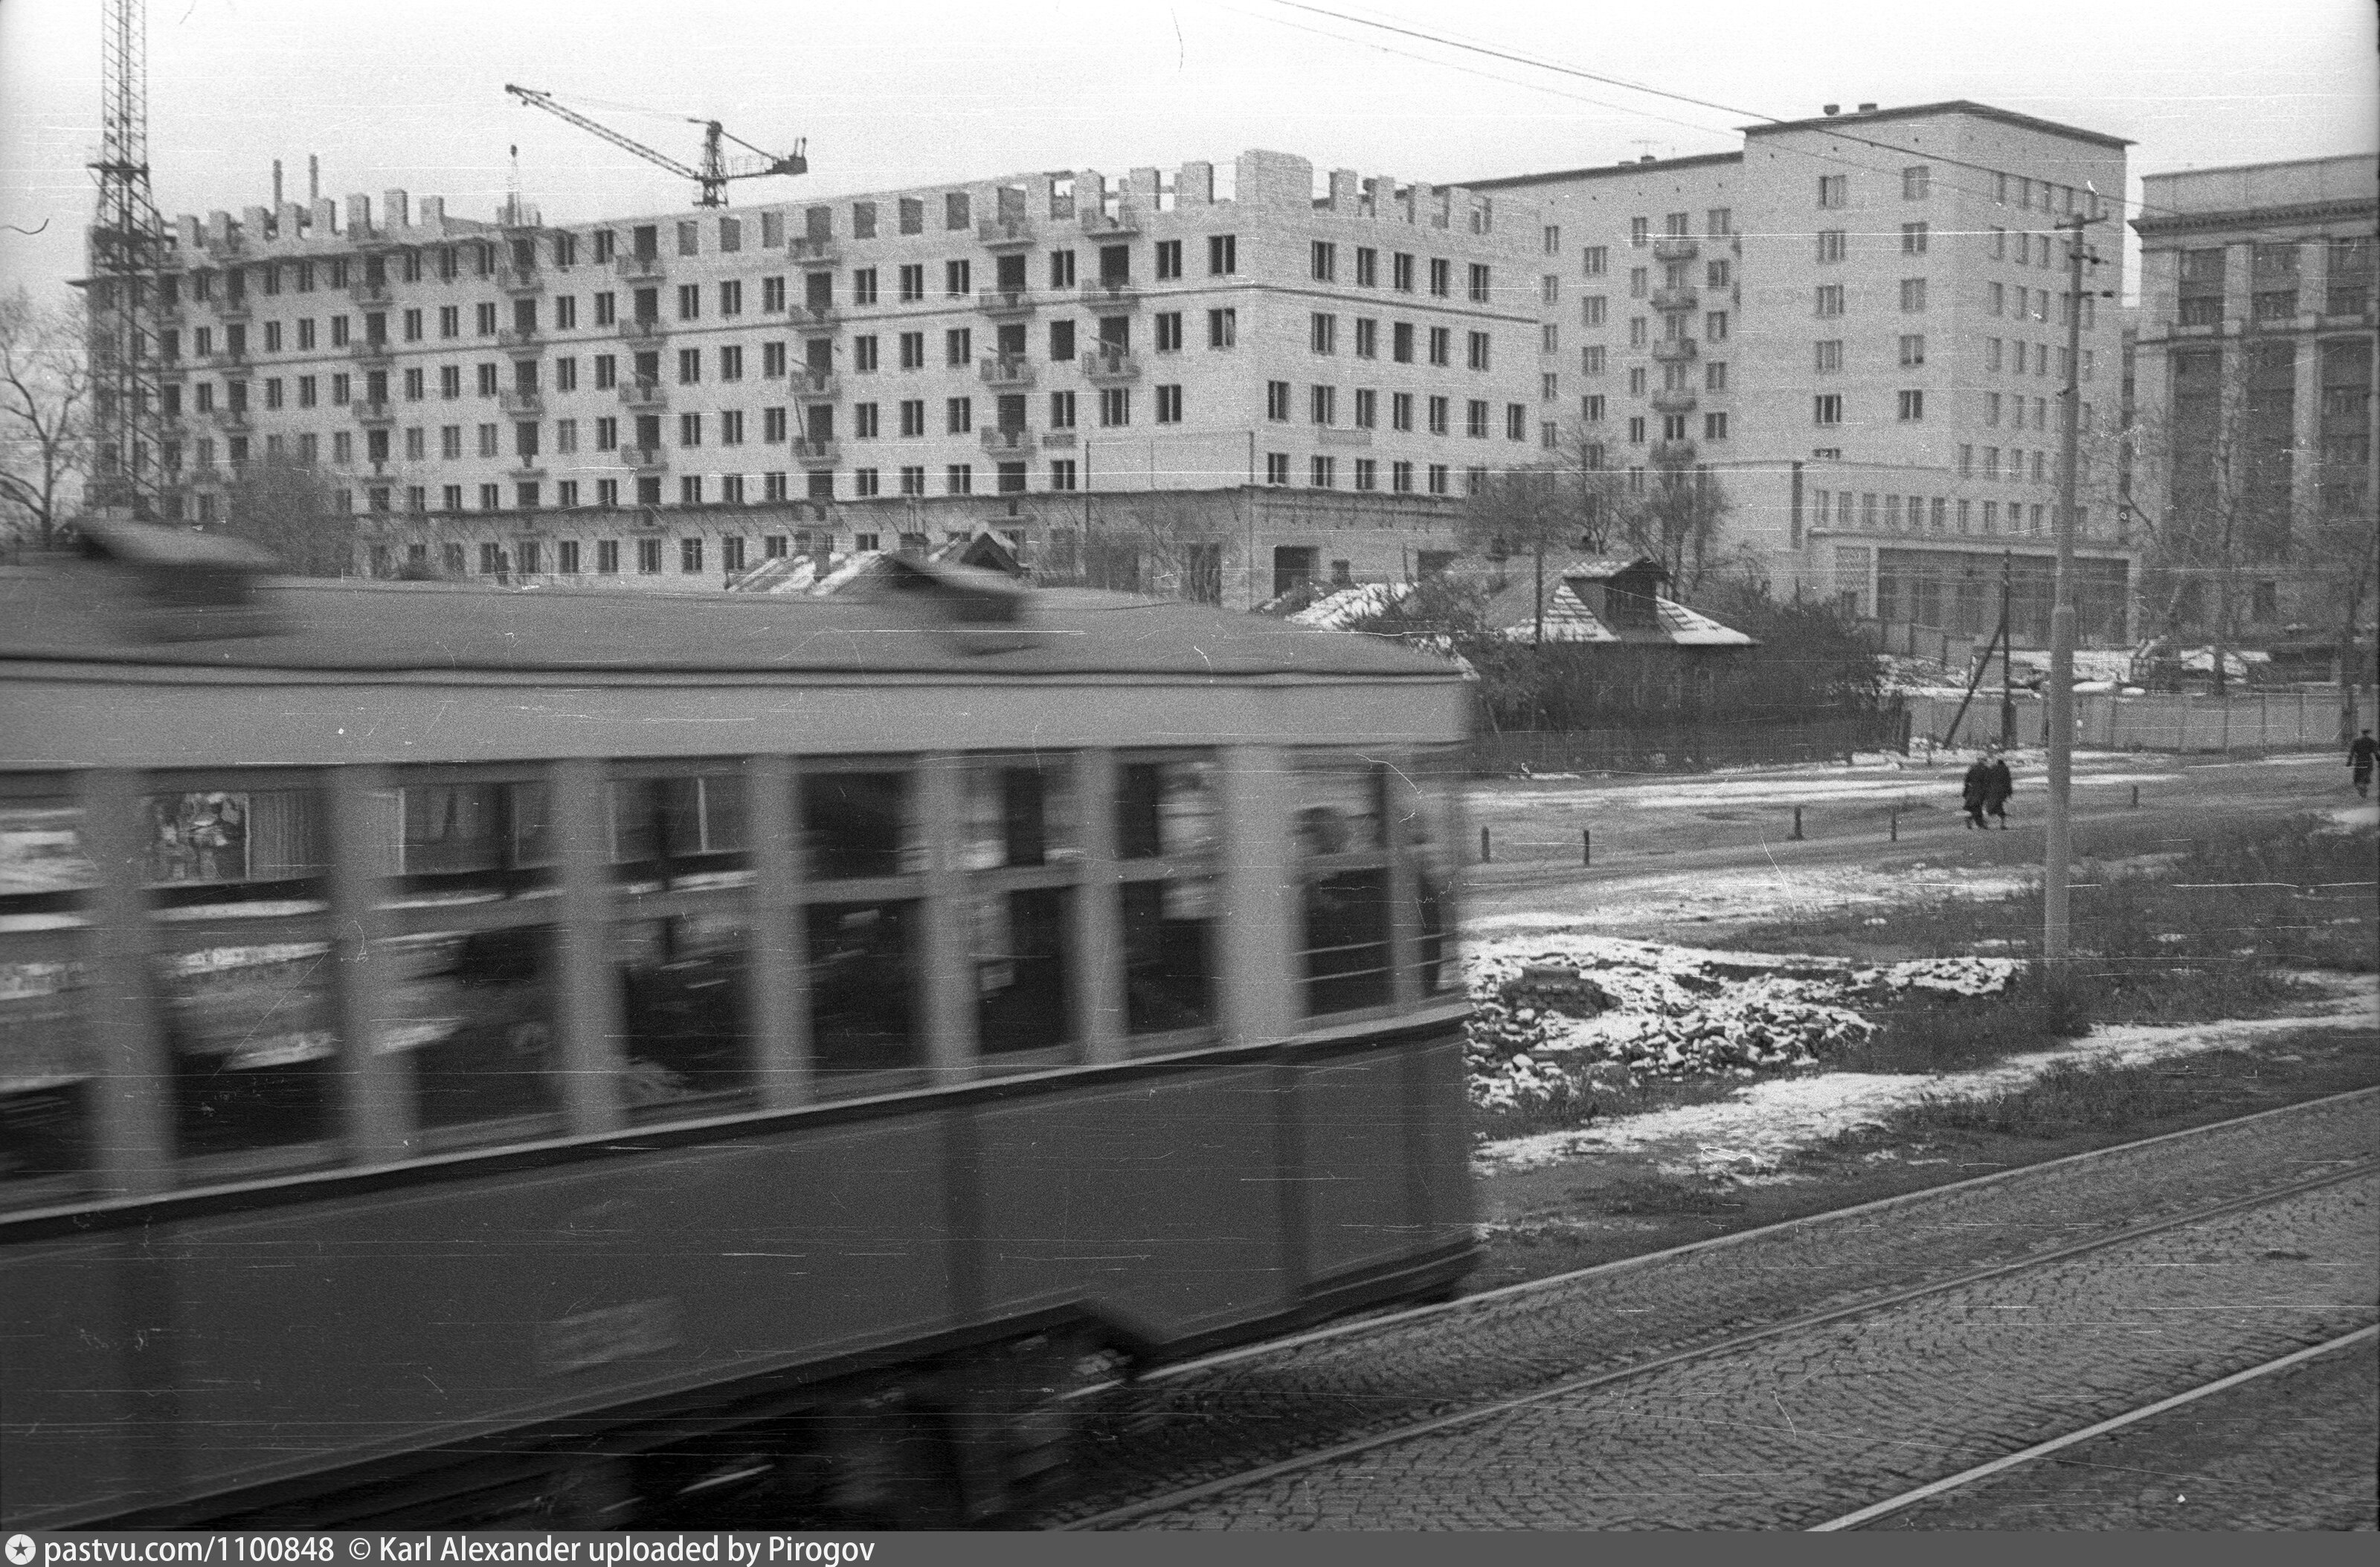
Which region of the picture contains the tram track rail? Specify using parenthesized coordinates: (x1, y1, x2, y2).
(1058, 1087, 2380, 1530)
(1807, 1324, 2380, 1531)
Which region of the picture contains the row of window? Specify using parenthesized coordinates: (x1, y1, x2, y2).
(1262, 384, 1528, 440)
(1574, 404, 1729, 445)
(1261, 454, 1469, 495)
(1309, 244, 1493, 303)
(1812, 486, 2076, 540)
(0, 753, 1455, 1194)
(1308, 315, 1501, 368)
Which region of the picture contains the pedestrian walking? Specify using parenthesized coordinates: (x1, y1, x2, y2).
(1984, 752, 2015, 829)
(2352, 728, 2378, 799)
(1960, 755, 1991, 830)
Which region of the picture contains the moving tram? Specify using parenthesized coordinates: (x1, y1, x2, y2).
(0, 527, 1476, 1528)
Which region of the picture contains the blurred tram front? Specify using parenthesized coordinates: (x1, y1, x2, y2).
(0, 531, 1475, 1528)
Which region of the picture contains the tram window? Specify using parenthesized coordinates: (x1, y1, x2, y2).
(142, 787, 327, 887)
(972, 886, 1075, 1055)
(801, 770, 922, 879)
(1293, 759, 1393, 1016)
(962, 762, 1078, 869)
(610, 773, 750, 881)
(160, 939, 339, 1168)
(0, 791, 98, 1206)
(397, 924, 565, 1139)
(399, 782, 554, 885)
(806, 900, 920, 1078)
(613, 911, 754, 1110)
(1393, 768, 1461, 997)
(1115, 758, 1218, 1036)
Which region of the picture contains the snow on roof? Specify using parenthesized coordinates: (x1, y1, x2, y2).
(1488, 579, 1755, 647)
(1288, 581, 1414, 630)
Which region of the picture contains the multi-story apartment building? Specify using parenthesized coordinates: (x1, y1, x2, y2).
(2127, 153, 2377, 643)
(144, 150, 1536, 603)
(1475, 101, 2142, 645)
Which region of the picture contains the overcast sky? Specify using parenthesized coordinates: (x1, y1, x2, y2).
(2, 0, 2373, 306)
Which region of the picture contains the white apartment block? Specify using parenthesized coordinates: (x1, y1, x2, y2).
(144, 150, 1536, 600)
(2128, 152, 2377, 639)
(1476, 100, 2142, 645)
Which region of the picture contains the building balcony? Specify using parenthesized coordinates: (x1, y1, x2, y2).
(1650, 438, 1698, 465)
(347, 280, 392, 306)
(619, 447, 668, 472)
(1650, 389, 1698, 414)
(977, 287, 1038, 317)
(508, 462, 548, 480)
(615, 254, 666, 280)
(1651, 237, 1700, 263)
(498, 328, 541, 350)
(791, 437, 838, 466)
(980, 425, 1033, 454)
(977, 218, 1035, 250)
(1079, 205, 1143, 237)
(1316, 426, 1373, 446)
(617, 379, 667, 408)
(351, 338, 394, 364)
(1078, 347, 1139, 382)
(498, 389, 544, 416)
(215, 299, 253, 323)
(1650, 286, 1699, 313)
(791, 367, 837, 399)
(1040, 431, 1078, 448)
(788, 303, 839, 329)
(210, 408, 251, 433)
(1650, 338, 1699, 363)
(1078, 280, 1140, 309)
(348, 399, 397, 425)
(620, 318, 666, 341)
(788, 235, 837, 263)
(497, 267, 544, 296)
(979, 355, 1035, 387)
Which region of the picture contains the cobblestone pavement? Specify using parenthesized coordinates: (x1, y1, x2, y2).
(1865, 1334, 2379, 1531)
(1049, 1092, 2376, 1523)
(1124, 1174, 2379, 1529)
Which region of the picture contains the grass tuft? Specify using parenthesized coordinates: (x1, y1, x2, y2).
(1894, 1058, 2204, 1139)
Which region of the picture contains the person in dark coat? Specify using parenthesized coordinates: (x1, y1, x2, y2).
(1984, 753, 2016, 829)
(2352, 729, 2377, 799)
(1961, 756, 1992, 829)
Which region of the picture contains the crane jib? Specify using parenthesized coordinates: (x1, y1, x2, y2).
(504, 83, 805, 207)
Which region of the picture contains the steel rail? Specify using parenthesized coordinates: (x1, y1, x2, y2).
(1063, 1153, 2378, 1529)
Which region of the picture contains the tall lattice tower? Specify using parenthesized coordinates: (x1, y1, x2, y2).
(86, 0, 172, 520)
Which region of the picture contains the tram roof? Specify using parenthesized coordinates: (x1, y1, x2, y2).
(0, 569, 1465, 683)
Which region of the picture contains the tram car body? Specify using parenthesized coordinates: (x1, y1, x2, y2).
(0, 530, 1475, 1528)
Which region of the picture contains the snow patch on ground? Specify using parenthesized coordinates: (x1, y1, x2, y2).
(1476, 974, 2379, 1180)
(1469, 864, 2033, 934)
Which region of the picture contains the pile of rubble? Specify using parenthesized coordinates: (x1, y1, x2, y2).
(1465, 936, 2020, 1114)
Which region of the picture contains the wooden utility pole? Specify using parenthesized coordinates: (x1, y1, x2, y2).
(2045, 212, 2103, 972)
(1999, 550, 2016, 750)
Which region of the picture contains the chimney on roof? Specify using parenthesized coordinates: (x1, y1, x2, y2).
(1857, 102, 1878, 112)
(1822, 104, 1840, 116)
(308, 154, 319, 202)
(273, 159, 283, 207)
(1639, 154, 1655, 163)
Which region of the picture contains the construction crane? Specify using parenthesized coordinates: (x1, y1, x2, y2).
(86, 0, 172, 522)
(504, 85, 805, 208)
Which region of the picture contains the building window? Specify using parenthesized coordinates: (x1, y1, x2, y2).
(1311, 313, 1337, 354)
(1155, 384, 1183, 423)
(1902, 222, 1929, 255)
(1154, 239, 1183, 280)
(946, 464, 973, 495)
(1814, 394, 1843, 427)
(1309, 456, 1335, 488)
(1466, 400, 1489, 439)
(1467, 331, 1490, 370)
(1207, 307, 1237, 349)
(1267, 381, 1292, 422)
(1899, 334, 1926, 367)
(1815, 285, 1844, 318)
(1155, 311, 1184, 353)
(1704, 412, 1728, 440)
(1099, 386, 1130, 427)
(1311, 241, 1337, 283)
(1900, 277, 1928, 312)
(1208, 234, 1237, 275)
(1310, 385, 1336, 425)
(1468, 263, 1490, 303)
(1265, 452, 1290, 486)
(1817, 230, 1847, 265)
(1897, 389, 1924, 422)
(1818, 175, 1847, 209)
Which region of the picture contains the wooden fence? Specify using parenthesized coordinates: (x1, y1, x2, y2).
(1903, 689, 2372, 753)
(1470, 709, 1911, 776)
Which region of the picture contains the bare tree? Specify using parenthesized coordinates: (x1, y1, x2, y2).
(1454, 425, 1637, 643)
(1613, 454, 1740, 601)
(0, 287, 93, 550)
(209, 454, 356, 576)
